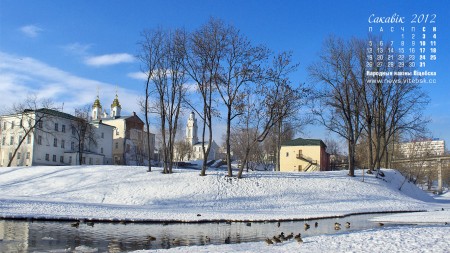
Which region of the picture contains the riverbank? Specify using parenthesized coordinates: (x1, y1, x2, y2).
(0, 165, 444, 222)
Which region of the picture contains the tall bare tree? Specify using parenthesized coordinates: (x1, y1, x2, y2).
(213, 22, 268, 177)
(182, 18, 226, 176)
(139, 28, 187, 173)
(309, 36, 364, 177)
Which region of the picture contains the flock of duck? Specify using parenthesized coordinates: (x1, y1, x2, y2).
(264, 221, 354, 245)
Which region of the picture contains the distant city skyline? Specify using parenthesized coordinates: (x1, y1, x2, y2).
(1, 0, 448, 148)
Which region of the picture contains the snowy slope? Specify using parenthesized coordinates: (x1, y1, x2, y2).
(0, 166, 435, 221)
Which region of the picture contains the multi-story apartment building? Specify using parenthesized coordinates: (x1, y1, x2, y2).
(397, 139, 445, 158)
(0, 108, 113, 167)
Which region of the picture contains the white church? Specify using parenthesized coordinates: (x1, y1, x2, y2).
(185, 111, 219, 161)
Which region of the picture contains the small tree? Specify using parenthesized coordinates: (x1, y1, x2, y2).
(71, 106, 98, 165)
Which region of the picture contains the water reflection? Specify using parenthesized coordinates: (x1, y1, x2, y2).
(0, 214, 397, 252)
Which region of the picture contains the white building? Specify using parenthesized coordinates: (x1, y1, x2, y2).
(0, 108, 113, 167)
(89, 94, 155, 165)
(397, 139, 445, 158)
(185, 112, 219, 161)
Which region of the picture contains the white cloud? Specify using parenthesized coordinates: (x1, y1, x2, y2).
(19, 25, 43, 38)
(84, 53, 135, 67)
(0, 51, 141, 115)
(127, 71, 148, 80)
(62, 43, 92, 56)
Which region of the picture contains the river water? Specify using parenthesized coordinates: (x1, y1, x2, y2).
(0, 214, 403, 252)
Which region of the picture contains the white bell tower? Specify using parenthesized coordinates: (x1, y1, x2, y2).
(92, 95, 102, 120)
(186, 111, 198, 146)
(111, 93, 121, 118)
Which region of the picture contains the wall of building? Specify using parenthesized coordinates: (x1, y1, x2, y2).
(280, 145, 322, 172)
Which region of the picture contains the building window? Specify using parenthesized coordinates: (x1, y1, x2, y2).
(62, 125, 66, 133)
(27, 135, 31, 144)
(10, 136, 14, 145)
(11, 121, 15, 129)
(286, 152, 289, 157)
(2, 137, 5, 145)
(9, 152, 12, 160)
(17, 152, 21, 159)
(3, 122, 6, 129)
(55, 123, 59, 131)
(82, 157, 86, 164)
(60, 156, 64, 163)
(18, 135, 23, 144)
(53, 138, 57, 147)
(101, 147, 103, 154)
(101, 132, 104, 138)
(69, 156, 72, 164)
(38, 120, 43, 128)
(71, 142, 75, 151)
(72, 126, 76, 135)
(52, 155, 56, 162)
(115, 142, 118, 149)
(26, 152, 30, 159)
(38, 135, 42, 145)
(61, 140, 65, 148)
(45, 154, 49, 161)
(89, 158, 93, 165)
(116, 129, 119, 136)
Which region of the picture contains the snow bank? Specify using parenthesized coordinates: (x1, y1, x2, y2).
(134, 226, 450, 253)
(0, 166, 435, 221)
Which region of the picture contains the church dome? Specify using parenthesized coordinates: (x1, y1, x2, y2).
(93, 95, 102, 109)
(111, 94, 122, 109)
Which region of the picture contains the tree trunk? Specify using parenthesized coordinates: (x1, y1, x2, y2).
(226, 106, 233, 177)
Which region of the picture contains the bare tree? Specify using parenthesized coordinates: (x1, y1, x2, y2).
(308, 36, 364, 177)
(139, 28, 187, 174)
(1, 95, 55, 167)
(213, 22, 268, 177)
(174, 139, 192, 162)
(71, 106, 98, 165)
(182, 18, 226, 176)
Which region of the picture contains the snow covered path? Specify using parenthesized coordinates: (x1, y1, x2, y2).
(0, 165, 443, 222)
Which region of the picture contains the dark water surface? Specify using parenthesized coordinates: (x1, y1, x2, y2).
(0, 214, 401, 252)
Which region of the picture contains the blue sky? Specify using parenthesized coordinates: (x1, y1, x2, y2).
(0, 0, 449, 148)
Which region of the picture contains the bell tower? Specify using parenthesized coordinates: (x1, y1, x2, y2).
(186, 111, 198, 146)
(92, 95, 102, 120)
(111, 92, 121, 118)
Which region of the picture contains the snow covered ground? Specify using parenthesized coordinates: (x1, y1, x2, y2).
(0, 165, 442, 221)
(136, 225, 450, 253)
(0, 165, 449, 252)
